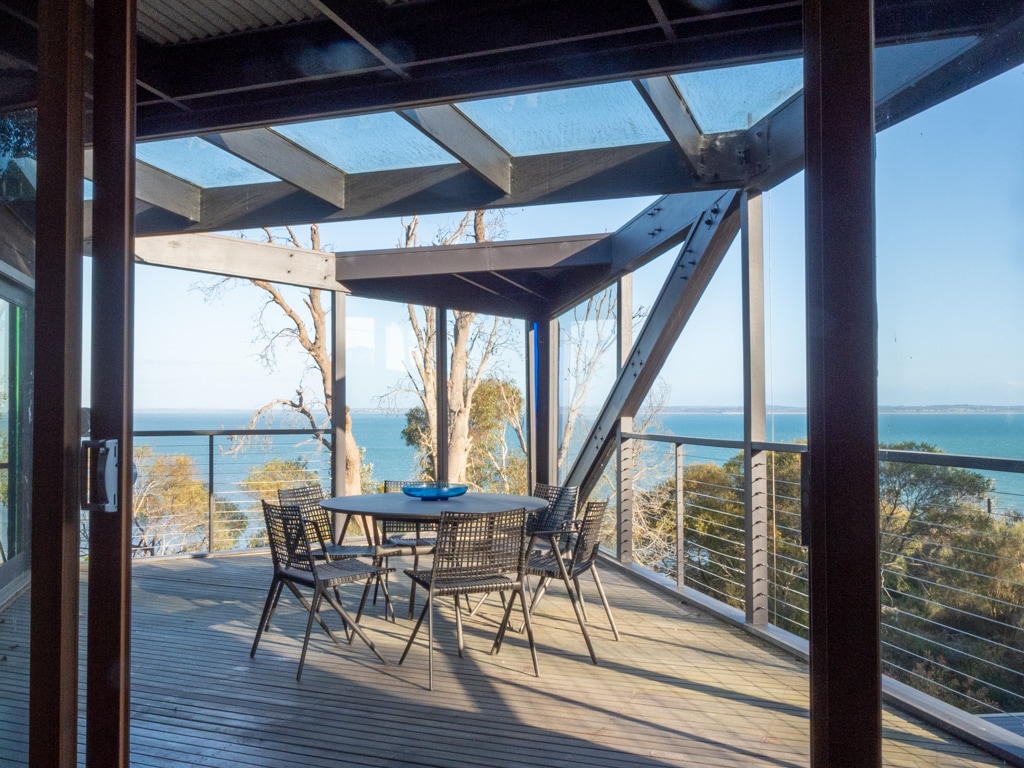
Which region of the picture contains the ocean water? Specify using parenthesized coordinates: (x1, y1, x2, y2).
(132, 409, 1024, 503)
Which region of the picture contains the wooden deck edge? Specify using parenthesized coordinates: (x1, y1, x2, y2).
(883, 678, 1024, 768)
(598, 552, 1024, 768)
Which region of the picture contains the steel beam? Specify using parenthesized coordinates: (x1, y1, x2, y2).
(804, 0, 881, 766)
(563, 190, 740, 499)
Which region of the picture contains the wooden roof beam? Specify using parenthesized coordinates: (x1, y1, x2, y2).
(202, 128, 348, 209)
(400, 105, 512, 194)
(133, 233, 336, 288)
(335, 234, 611, 282)
(633, 77, 702, 179)
(84, 149, 202, 222)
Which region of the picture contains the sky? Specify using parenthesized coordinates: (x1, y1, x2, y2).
(112, 61, 1024, 413)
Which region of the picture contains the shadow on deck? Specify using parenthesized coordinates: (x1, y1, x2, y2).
(0, 552, 1010, 767)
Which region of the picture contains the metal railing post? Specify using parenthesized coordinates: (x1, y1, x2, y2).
(208, 434, 215, 551)
(617, 418, 634, 564)
(675, 442, 685, 589)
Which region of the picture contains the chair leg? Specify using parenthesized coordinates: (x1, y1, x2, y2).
(427, 588, 434, 690)
(321, 587, 388, 664)
(572, 576, 590, 623)
(297, 590, 327, 681)
(517, 586, 540, 678)
(454, 596, 465, 657)
(281, 580, 336, 638)
(589, 565, 620, 640)
(492, 589, 517, 653)
(491, 587, 540, 678)
(408, 551, 421, 620)
(250, 577, 283, 657)
(399, 595, 431, 665)
(555, 562, 598, 664)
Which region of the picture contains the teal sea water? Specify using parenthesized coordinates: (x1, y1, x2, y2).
(133, 410, 1024, 504)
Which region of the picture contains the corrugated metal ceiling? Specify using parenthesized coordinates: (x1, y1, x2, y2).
(135, 0, 322, 45)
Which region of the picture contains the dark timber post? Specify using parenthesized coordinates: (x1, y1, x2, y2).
(529, 318, 558, 486)
(88, 0, 137, 763)
(805, 1, 881, 765)
(617, 275, 634, 562)
(31, 0, 85, 764)
(741, 190, 769, 627)
(332, 292, 346, 498)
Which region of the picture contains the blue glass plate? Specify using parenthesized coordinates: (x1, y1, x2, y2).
(402, 483, 469, 501)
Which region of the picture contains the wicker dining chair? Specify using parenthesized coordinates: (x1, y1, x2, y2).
(250, 500, 393, 680)
(279, 483, 410, 619)
(399, 508, 539, 690)
(381, 479, 440, 548)
(525, 500, 619, 664)
(381, 479, 441, 618)
(465, 482, 579, 618)
(527, 482, 579, 546)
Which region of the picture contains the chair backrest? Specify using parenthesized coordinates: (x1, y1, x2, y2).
(383, 479, 432, 493)
(262, 500, 317, 575)
(568, 500, 608, 572)
(528, 483, 579, 536)
(431, 509, 527, 584)
(278, 484, 332, 545)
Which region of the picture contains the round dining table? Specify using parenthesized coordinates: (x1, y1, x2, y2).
(320, 491, 549, 522)
(321, 492, 550, 620)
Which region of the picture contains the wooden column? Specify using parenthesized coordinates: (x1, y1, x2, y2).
(616, 275, 633, 561)
(331, 291, 348, 499)
(30, 0, 85, 764)
(741, 190, 769, 627)
(529, 318, 558, 486)
(805, 0, 881, 765)
(87, 0, 136, 764)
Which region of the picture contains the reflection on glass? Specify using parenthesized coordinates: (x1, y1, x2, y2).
(1, 110, 37, 205)
(273, 113, 454, 173)
(136, 136, 277, 187)
(673, 58, 803, 133)
(457, 82, 667, 155)
(346, 297, 425, 489)
(446, 311, 527, 492)
(558, 285, 617, 482)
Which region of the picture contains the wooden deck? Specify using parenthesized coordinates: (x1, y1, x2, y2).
(0, 552, 1012, 767)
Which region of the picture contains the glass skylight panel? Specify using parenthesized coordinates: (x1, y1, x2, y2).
(874, 37, 977, 103)
(272, 113, 455, 173)
(673, 59, 803, 134)
(456, 82, 667, 155)
(136, 137, 276, 187)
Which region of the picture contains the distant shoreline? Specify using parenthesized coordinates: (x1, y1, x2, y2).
(135, 405, 1024, 416)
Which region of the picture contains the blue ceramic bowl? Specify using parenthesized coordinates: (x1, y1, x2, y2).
(402, 483, 469, 501)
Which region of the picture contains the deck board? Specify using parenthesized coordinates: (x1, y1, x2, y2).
(0, 552, 1012, 767)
